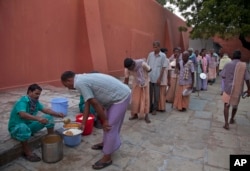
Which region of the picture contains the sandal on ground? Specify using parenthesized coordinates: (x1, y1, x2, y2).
(91, 143, 103, 150)
(129, 115, 138, 120)
(92, 160, 112, 170)
(23, 153, 41, 162)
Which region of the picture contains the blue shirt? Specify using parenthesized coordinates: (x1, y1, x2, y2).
(147, 51, 167, 83)
(189, 52, 197, 71)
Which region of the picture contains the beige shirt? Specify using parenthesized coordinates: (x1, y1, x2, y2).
(219, 56, 231, 70)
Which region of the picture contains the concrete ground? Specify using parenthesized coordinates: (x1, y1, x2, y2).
(0, 78, 250, 171)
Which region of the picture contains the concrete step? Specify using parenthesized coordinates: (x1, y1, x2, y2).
(0, 126, 65, 167)
(0, 130, 47, 166)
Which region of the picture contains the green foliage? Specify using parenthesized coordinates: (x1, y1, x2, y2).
(156, 0, 167, 6)
(167, 0, 250, 39)
(166, 6, 174, 12)
(178, 26, 188, 32)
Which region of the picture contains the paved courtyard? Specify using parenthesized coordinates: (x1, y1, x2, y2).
(0, 78, 250, 171)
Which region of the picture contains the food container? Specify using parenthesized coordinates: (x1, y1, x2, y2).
(63, 128, 83, 147)
(42, 134, 63, 163)
(242, 91, 248, 99)
(75, 114, 95, 136)
(63, 122, 81, 129)
(51, 97, 68, 116)
(199, 73, 207, 80)
(182, 88, 193, 96)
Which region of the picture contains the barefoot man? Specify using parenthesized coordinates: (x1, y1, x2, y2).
(221, 50, 250, 130)
(124, 58, 151, 123)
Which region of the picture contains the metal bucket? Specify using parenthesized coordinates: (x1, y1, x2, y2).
(42, 134, 63, 163)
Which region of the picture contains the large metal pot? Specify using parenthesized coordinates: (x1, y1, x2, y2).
(42, 134, 63, 163)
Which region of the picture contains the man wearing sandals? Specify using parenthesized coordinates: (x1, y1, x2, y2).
(8, 84, 64, 162)
(61, 71, 131, 170)
(221, 50, 250, 130)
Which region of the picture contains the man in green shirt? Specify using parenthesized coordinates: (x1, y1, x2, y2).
(79, 95, 102, 129)
(8, 84, 64, 162)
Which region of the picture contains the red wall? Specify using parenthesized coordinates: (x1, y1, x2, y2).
(213, 36, 250, 62)
(0, 0, 92, 90)
(0, 0, 188, 90)
(163, 9, 190, 54)
(98, 0, 167, 75)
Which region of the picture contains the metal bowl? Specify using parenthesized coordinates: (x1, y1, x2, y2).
(182, 88, 193, 96)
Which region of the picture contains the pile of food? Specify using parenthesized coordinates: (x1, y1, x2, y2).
(64, 130, 74, 136)
(63, 128, 82, 136)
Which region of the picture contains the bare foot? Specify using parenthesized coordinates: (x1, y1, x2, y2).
(152, 110, 156, 115)
(129, 114, 138, 120)
(144, 115, 151, 124)
(229, 119, 235, 124)
(223, 124, 229, 130)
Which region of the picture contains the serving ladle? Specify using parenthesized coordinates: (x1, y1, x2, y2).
(54, 118, 71, 124)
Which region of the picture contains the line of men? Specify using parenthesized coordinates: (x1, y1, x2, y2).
(124, 41, 250, 132)
(124, 41, 196, 125)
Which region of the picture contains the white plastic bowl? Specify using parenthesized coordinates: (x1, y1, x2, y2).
(200, 73, 207, 80)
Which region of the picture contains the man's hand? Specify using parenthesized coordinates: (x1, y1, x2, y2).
(140, 83, 146, 87)
(38, 117, 48, 124)
(102, 120, 111, 132)
(157, 78, 161, 85)
(80, 123, 85, 132)
(56, 113, 64, 118)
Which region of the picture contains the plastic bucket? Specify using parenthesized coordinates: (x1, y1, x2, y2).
(51, 97, 68, 116)
(42, 134, 63, 163)
(63, 129, 82, 147)
(75, 114, 95, 136)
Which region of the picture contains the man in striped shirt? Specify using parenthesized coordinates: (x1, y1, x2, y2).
(61, 71, 131, 170)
